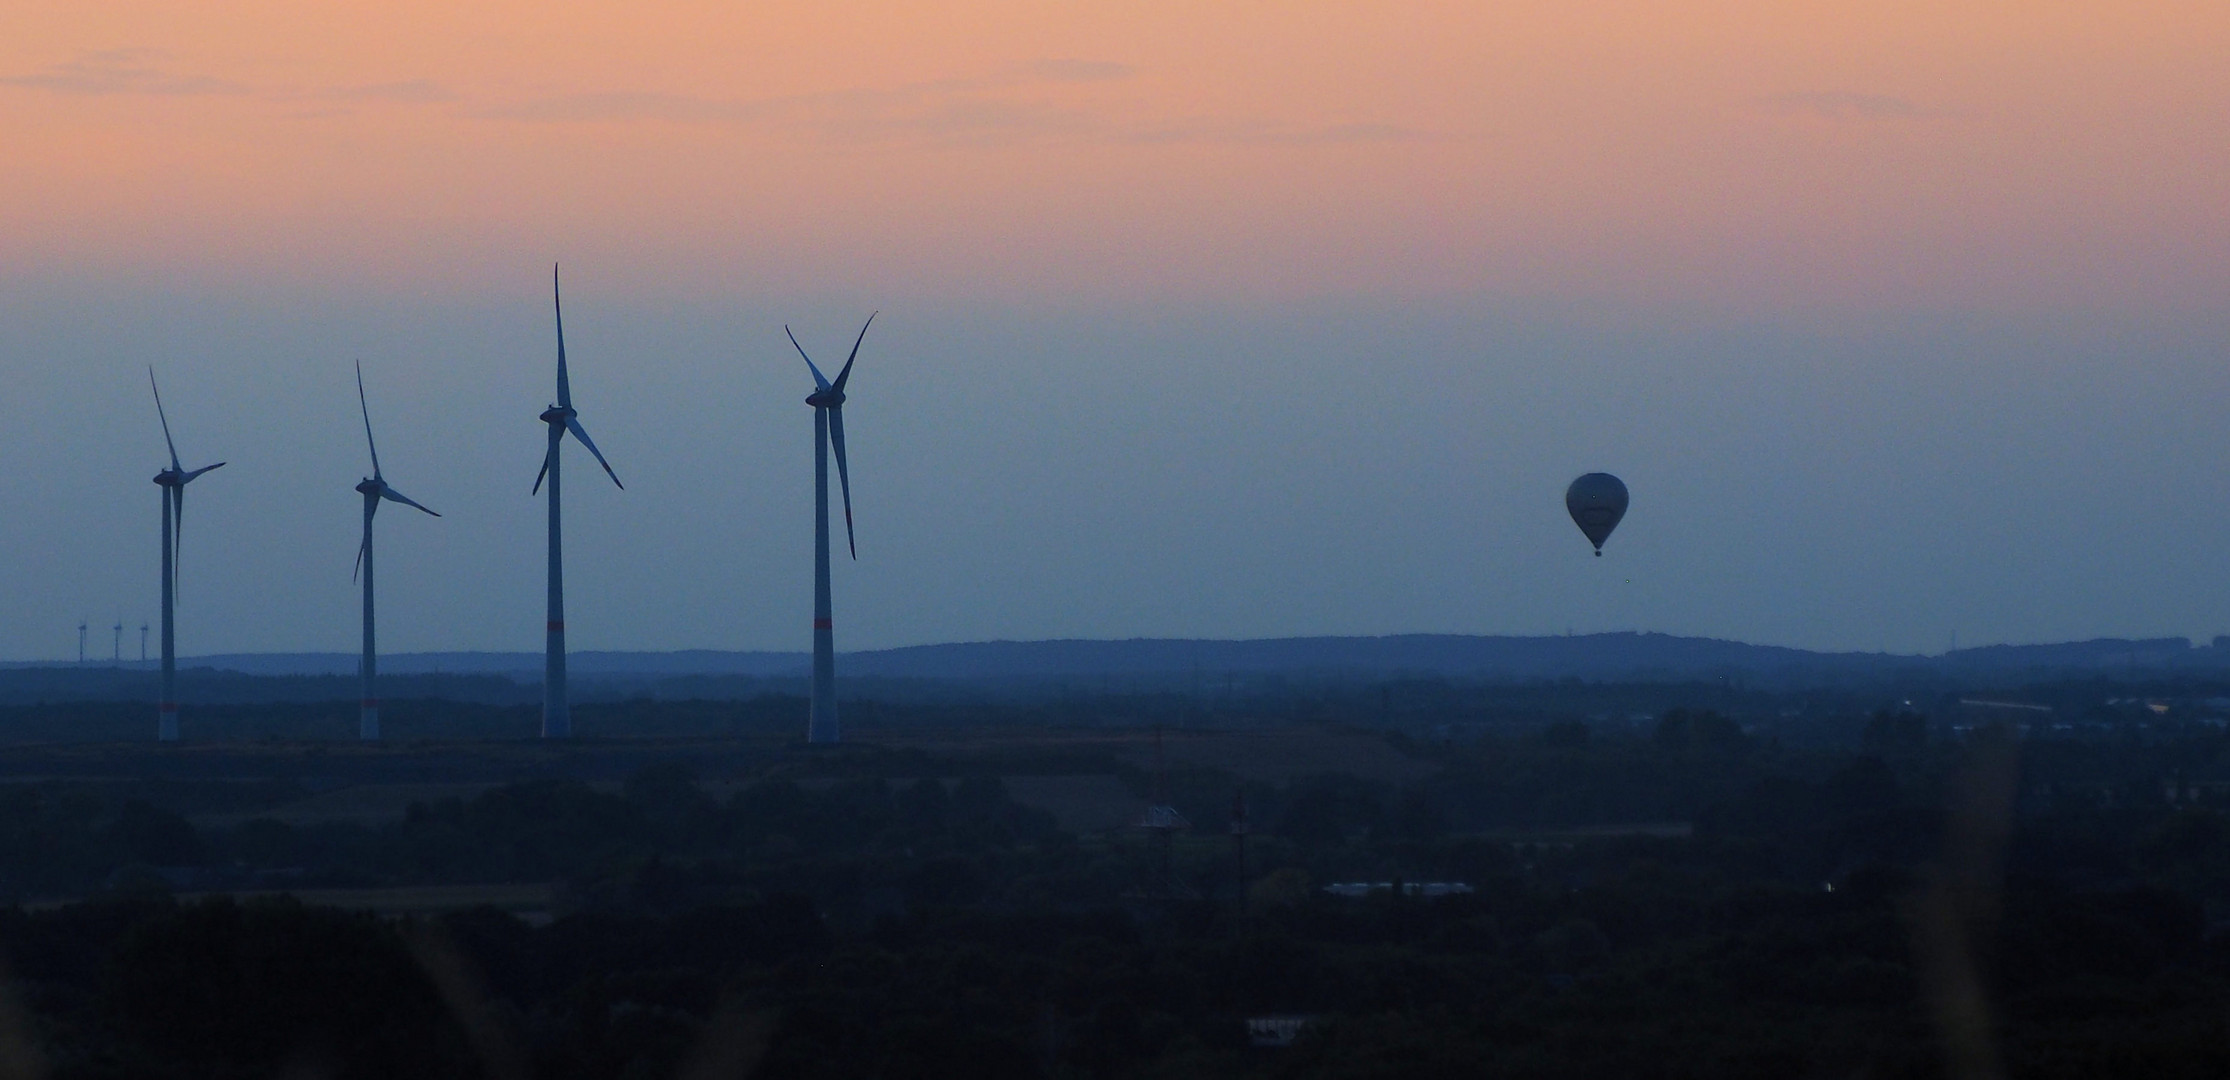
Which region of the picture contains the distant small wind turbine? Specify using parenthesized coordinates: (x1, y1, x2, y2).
(785, 313, 874, 744)
(533, 266, 622, 738)
(352, 361, 439, 741)
(149, 369, 225, 742)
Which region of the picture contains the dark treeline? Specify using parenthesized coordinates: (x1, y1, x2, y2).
(0, 697, 813, 745)
(6, 707, 2230, 898)
(7, 664, 2230, 750)
(0, 668, 535, 707)
(13, 631, 2228, 701)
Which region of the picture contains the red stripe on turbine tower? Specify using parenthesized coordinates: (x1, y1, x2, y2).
(813, 618, 833, 630)
(547, 621, 565, 632)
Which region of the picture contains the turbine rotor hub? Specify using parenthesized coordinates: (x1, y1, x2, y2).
(540, 405, 575, 424)
(153, 469, 182, 487)
(356, 479, 382, 496)
(806, 389, 845, 409)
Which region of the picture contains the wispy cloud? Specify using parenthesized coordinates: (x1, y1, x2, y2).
(485, 82, 1104, 146)
(1024, 58, 1135, 84)
(1128, 119, 1426, 146)
(483, 90, 772, 125)
(310, 79, 458, 104)
(1, 48, 1410, 147)
(480, 64, 1122, 146)
(484, 61, 1422, 148)
(884, 97, 1102, 142)
(0, 50, 457, 110)
(1764, 91, 1930, 121)
(0, 49, 248, 97)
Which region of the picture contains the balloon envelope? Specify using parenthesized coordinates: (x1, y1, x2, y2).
(1565, 473, 1628, 554)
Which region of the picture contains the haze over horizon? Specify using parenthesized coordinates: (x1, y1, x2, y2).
(4, 3, 2227, 661)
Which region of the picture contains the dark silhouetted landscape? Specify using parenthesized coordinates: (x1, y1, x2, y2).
(0, 638, 2222, 1075)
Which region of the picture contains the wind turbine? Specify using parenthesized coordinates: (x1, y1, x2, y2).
(785, 313, 874, 744)
(149, 370, 225, 742)
(533, 266, 622, 738)
(352, 361, 439, 741)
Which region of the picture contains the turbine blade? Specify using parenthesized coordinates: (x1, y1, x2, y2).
(532, 440, 553, 495)
(149, 368, 181, 471)
(353, 523, 369, 582)
(565, 417, 623, 489)
(786, 326, 831, 390)
(554, 264, 573, 409)
(379, 485, 440, 516)
(829, 405, 856, 559)
(356, 360, 382, 478)
(831, 311, 876, 392)
(181, 462, 226, 484)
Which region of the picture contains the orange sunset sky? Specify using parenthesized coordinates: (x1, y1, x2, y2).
(3, 1, 2224, 312)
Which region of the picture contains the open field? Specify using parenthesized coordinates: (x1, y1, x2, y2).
(1481, 821, 1693, 844)
(189, 883, 559, 921)
(0, 725, 1443, 841)
(23, 883, 565, 923)
(859, 725, 1436, 783)
(189, 783, 503, 828)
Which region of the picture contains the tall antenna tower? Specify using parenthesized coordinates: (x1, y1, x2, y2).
(1129, 726, 1193, 900)
(1230, 789, 1250, 917)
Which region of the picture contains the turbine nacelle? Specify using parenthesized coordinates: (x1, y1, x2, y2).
(806, 388, 846, 409)
(356, 478, 383, 496)
(541, 404, 576, 425)
(154, 463, 223, 489)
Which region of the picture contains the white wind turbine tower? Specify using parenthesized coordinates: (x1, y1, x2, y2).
(352, 361, 439, 741)
(149, 370, 225, 742)
(533, 266, 623, 738)
(785, 314, 874, 744)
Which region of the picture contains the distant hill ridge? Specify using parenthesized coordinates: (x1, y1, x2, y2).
(3, 632, 2214, 684)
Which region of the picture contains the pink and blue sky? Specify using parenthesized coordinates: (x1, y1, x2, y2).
(1, 2, 2226, 658)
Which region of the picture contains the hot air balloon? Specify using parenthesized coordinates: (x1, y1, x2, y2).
(1566, 473, 1627, 556)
